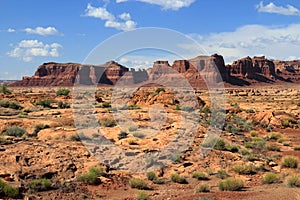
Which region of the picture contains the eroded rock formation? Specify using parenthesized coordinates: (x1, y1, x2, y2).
(9, 54, 300, 87)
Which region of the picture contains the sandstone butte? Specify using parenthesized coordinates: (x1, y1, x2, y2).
(9, 54, 300, 87)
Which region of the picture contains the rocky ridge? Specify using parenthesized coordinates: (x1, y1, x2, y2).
(9, 55, 300, 87)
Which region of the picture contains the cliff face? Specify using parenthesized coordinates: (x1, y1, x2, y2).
(9, 55, 300, 87)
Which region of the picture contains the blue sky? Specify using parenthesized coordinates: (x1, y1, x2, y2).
(1, 0, 300, 79)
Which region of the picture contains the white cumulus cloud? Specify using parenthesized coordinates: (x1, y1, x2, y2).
(187, 23, 300, 63)
(7, 28, 15, 33)
(116, 0, 196, 10)
(24, 26, 62, 36)
(7, 40, 62, 62)
(256, 1, 300, 16)
(83, 4, 137, 31)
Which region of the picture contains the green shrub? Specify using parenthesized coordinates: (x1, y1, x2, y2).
(286, 174, 300, 187)
(129, 178, 148, 189)
(101, 118, 116, 127)
(261, 172, 280, 184)
(0, 84, 11, 94)
(226, 144, 239, 153)
(201, 137, 226, 150)
(0, 100, 22, 110)
(239, 149, 250, 155)
(218, 178, 244, 191)
(78, 172, 100, 185)
(37, 100, 51, 108)
(155, 87, 165, 94)
(250, 131, 258, 137)
(101, 102, 111, 108)
(137, 191, 148, 200)
(118, 131, 128, 140)
(146, 172, 157, 181)
(28, 178, 51, 191)
(170, 173, 186, 184)
(216, 170, 229, 179)
(58, 101, 70, 109)
(0, 137, 13, 145)
(4, 126, 26, 137)
(69, 134, 80, 141)
(266, 144, 281, 152)
(129, 104, 140, 110)
(232, 164, 257, 175)
(281, 156, 299, 168)
(132, 132, 146, 139)
(245, 137, 266, 150)
(195, 184, 210, 193)
(78, 166, 104, 185)
(192, 172, 209, 180)
(205, 168, 214, 176)
(0, 178, 19, 198)
(56, 88, 70, 96)
(128, 126, 138, 132)
(294, 146, 300, 151)
(268, 133, 282, 141)
(32, 124, 49, 137)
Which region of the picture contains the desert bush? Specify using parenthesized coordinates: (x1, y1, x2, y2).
(101, 118, 116, 127)
(171, 173, 186, 184)
(118, 131, 128, 140)
(0, 178, 19, 198)
(286, 174, 300, 187)
(37, 100, 51, 108)
(281, 118, 297, 127)
(226, 144, 239, 153)
(245, 137, 266, 150)
(232, 164, 257, 175)
(192, 172, 209, 180)
(0, 100, 22, 110)
(129, 178, 148, 189)
(28, 178, 51, 191)
(32, 124, 49, 137)
(155, 87, 165, 94)
(265, 133, 282, 141)
(4, 126, 26, 137)
(69, 132, 91, 141)
(58, 101, 70, 109)
(293, 146, 300, 151)
(137, 191, 148, 200)
(216, 170, 229, 179)
(146, 172, 157, 181)
(261, 172, 280, 184)
(101, 102, 111, 108)
(250, 131, 258, 137)
(206, 168, 214, 176)
(0, 137, 13, 145)
(225, 124, 240, 134)
(266, 144, 281, 152)
(78, 166, 104, 185)
(218, 178, 244, 191)
(239, 149, 250, 155)
(56, 88, 70, 96)
(195, 184, 210, 193)
(129, 104, 140, 110)
(128, 126, 138, 132)
(132, 132, 146, 139)
(281, 156, 299, 168)
(0, 84, 11, 94)
(202, 137, 226, 150)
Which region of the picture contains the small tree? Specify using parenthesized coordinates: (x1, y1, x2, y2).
(0, 84, 11, 94)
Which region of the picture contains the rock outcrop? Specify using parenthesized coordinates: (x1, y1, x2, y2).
(229, 56, 276, 79)
(9, 54, 300, 87)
